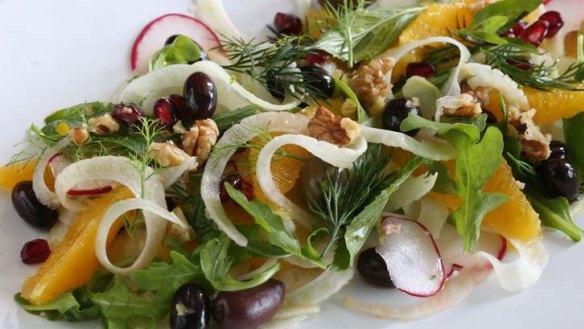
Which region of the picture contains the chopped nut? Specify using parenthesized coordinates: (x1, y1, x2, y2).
(508, 108, 551, 162)
(340, 98, 358, 117)
(436, 94, 482, 119)
(307, 107, 360, 146)
(88, 114, 120, 135)
(149, 141, 192, 167)
(181, 119, 219, 163)
(173, 120, 187, 134)
(349, 57, 395, 116)
(69, 126, 89, 146)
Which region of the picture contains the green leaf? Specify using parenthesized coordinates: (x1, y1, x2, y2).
(87, 252, 203, 329)
(225, 184, 326, 268)
(199, 235, 281, 291)
(563, 112, 584, 175)
(400, 112, 487, 141)
(213, 105, 262, 132)
(44, 102, 112, 126)
(334, 77, 368, 123)
(402, 76, 442, 119)
(149, 35, 206, 71)
(333, 156, 430, 269)
(445, 127, 509, 252)
(16, 289, 99, 322)
(526, 188, 582, 241)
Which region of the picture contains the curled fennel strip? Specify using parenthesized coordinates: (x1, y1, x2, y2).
(116, 61, 300, 115)
(195, 0, 242, 40)
(360, 126, 456, 160)
(32, 137, 72, 208)
(202, 112, 310, 246)
(53, 156, 173, 274)
(255, 134, 368, 228)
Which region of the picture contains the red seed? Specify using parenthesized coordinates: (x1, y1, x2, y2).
(168, 94, 190, 121)
(111, 103, 144, 126)
(305, 51, 331, 66)
(219, 175, 254, 203)
(504, 21, 527, 38)
(519, 20, 549, 47)
(21, 239, 50, 264)
(539, 11, 564, 38)
(274, 12, 303, 35)
(154, 98, 178, 128)
(405, 61, 436, 78)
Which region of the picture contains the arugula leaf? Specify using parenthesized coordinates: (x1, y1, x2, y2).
(87, 252, 203, 329)
(15, 289, 99, 321)
(316, 4, 422, 67)
(333, 156, 430, 269)
(199, 235, 281, 291)
(401, 112, 488, 141)
(149, 35, 206, 71)
(563, 112, 584, 175)
(334, 77, 368, 123)
(214, 105, 262, 132)
(526, 188, 582, 241)
(444, 127, 508, 252)
(225, 184, 326, 268)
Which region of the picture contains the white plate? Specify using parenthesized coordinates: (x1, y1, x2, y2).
(1, 1, 583, 329)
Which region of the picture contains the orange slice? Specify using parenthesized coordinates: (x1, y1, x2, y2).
(0, 160, 37, 191)
(523, 87, 584, 124)
(21, 187, 133, 305)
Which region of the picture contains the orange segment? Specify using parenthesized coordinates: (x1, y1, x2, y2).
(398, 2, 473, 45)
(523, 87, 584, 124)
(0, 160, 37, 191)
(430, 161, 541, 241)
(21, 187, 133, 305)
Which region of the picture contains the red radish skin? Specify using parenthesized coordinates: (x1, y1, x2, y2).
(130, 13, 221, 73)
(377, 216, 446, 298)
(66, 185, 114, 197)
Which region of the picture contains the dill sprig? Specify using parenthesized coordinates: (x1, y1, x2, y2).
(309, 144, 391, 257)
(220, 35, 329, 100)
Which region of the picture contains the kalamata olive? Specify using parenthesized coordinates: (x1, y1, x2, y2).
(212, 279, 285, 329)
(549, 140, 567, 160)
(11, 181, 58, 230)
(298, 65, 335, 98)
(536, 158, 581, 202)
(183, 72, 217, 120)
(170, 283, 210, 329)
(357, 248, 395, 288)
(382, 97, 422, 137)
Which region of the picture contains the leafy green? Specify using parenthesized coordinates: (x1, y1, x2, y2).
(316, 2, 422, 67)
(149, 35, 206, 71)
(310, 144, 391, 257)
(199, 235, 280, 291)
(402, 76, 442, 118)
(564, 112, 584, 175)
(225, 184, 326, 268)
(401, 112, 487, 141)
(457, 0, 542, 44)
(214, 105, 262, 132)
(16, 289, 99, 321)
(333, 156, 430, 269)
(334, 77, 368, 123)
(87, 252, 203, 329)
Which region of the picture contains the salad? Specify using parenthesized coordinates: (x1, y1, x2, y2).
(1, 0, 584, 328)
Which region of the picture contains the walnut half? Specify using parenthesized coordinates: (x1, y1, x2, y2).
(181, 119, 219, 163)
(307, 107, 360, 146)
(149, 142, 192, 167)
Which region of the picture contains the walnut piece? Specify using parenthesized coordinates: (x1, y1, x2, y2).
(149, 141, 192, 167)
(508, 108, 551, 162)
(181, 119, 219, 163)
(349, 57, 395, 116)
(88, 114, 120, 135)
(307, 107, 360, 146)
(436, 94, 482, 119)
(69, 126, 89, 146)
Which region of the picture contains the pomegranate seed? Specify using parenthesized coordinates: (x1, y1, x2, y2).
(21, 239, 50, 264)
(405, 61, 436, 78)
(539, 11, 564, 38)
(111, 103, 144, 126)
(305, 51, 331, 66)
(154, 98, 178, 128)
(503, 21, 527, 38)
(168, 94, 190, 121)
(219, 175, 254, 203)
(519, 20, 549, 47)
(274, 12, 303, 35)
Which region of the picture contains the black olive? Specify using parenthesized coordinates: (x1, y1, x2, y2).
(266, 69, 286, 101)
(483, 109, 498, 124)
(382, 98, 422, 137)
(170, 283, 211, 329)
(549, 140, 567, 160)
(536, 158, 581, 202)
(212, 279, 285, 329)
(183, 72, 217, 120)
(357, 248, 394, 288)
(297, 65, 335, 98)
(11, 181, 58, 230)
(165, 34, 181, 46)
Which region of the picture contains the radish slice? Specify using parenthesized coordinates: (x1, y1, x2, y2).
(342, 256, 493, 320)
(66, 185, 114, 197)
(130, 13, 221, 73)
(116, 62, 301, 115)
(376, 215, 445, 297)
